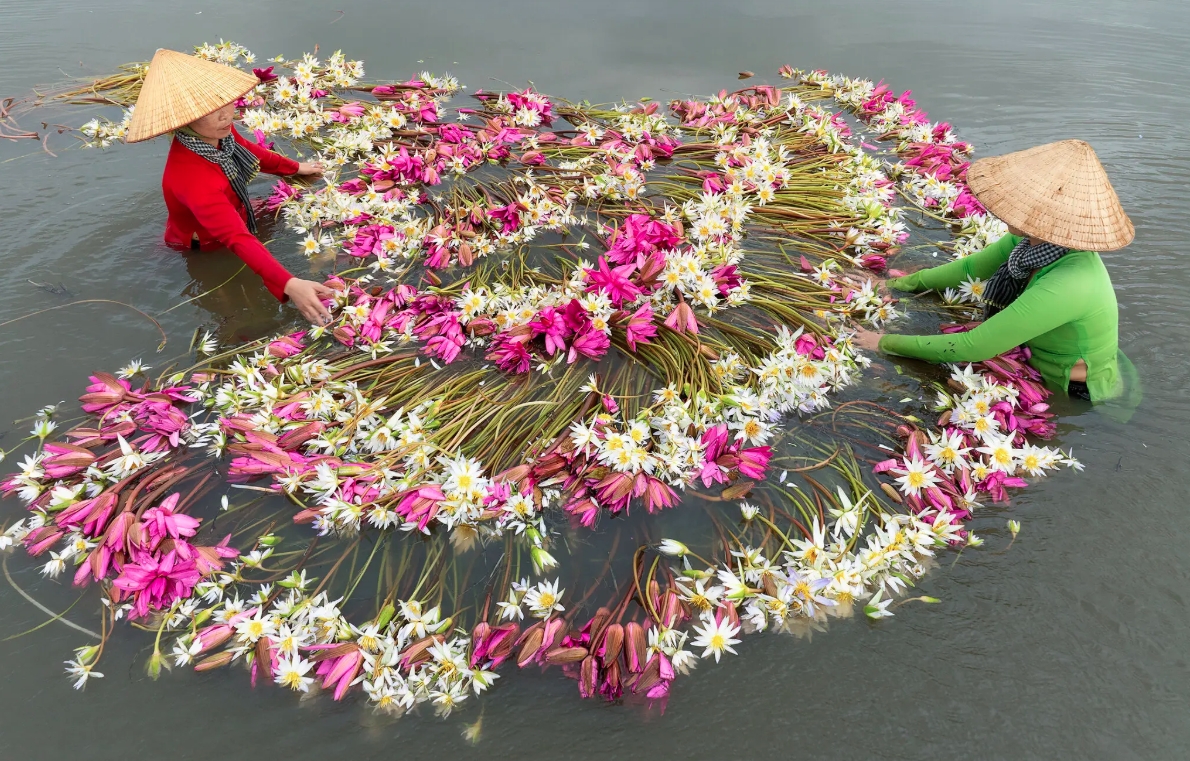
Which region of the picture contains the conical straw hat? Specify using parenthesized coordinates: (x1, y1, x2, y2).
(966, 139, 1134, 251)
(125, 49, 259, 143)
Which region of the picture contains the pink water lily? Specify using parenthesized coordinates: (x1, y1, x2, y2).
(622, 303, 657, 351)
(567, 329, 609, 364)
(488, 202, 521, 234)
(142, 494, 200, 549)
(529, 306, 571, 356)
(486, 334, 533, 374)
(585, 256, 641, 307)
(112, 548, 203, 619)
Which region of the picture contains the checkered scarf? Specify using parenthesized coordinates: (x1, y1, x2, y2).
(175, 129, 261, 234)
(982, 238, 1069, 318)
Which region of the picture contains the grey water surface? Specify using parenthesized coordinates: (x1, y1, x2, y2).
(1, 1, 1189, 759)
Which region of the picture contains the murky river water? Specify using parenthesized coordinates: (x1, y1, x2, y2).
(2, 1, 1189, 758)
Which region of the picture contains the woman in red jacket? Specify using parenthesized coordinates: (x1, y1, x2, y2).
(126, 49, 333, 325)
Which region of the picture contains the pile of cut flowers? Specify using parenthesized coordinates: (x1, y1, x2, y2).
(0, 43, 1079, 717)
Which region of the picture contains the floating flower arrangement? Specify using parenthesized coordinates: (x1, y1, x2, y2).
(1, 42, 1079, 717)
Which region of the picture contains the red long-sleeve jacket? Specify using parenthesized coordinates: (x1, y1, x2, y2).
(162, 126, 298, 301)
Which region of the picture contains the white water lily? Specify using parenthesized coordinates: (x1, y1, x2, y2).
(690, 615, 741, 662)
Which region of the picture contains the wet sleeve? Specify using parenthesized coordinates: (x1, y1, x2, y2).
(173, 180, 293, 301)
(232, 127, 300, 176)
(879, 264, 1086, 362)
(887, 233, 1020, 293)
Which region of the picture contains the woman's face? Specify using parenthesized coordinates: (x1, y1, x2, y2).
(188, 102, 237, 141)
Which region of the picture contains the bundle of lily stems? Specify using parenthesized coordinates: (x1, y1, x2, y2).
(0, 42, 1080, 716)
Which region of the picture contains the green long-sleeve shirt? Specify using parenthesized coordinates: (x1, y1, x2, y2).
(880, 233, 1126, 401)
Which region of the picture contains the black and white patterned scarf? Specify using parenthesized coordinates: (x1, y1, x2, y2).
(175, 129, 261, 233)
(981, 238, 1069, 318)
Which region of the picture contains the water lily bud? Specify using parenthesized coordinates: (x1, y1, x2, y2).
(657, 539, 688, 557)
(277, 422, 325, 450)
(879, 482, 904, 504)
(125, 520, 147, 548)
(597, 623, 624, 665)
(602, 659, 623, 699)
(470, 622, 492, 664)
(585, 607, 611, 646)
(1007, 520, 1020, 538)
(631, 653, 663, 694)
(194, 651, 234, 672)
(146, 650, 165, 680)
(545, 646, 588, 665)
(398, 636, 440, 669)
(623, 622, 646, 673)
(484, 624, 520, 667)
(647, 579, 661, 615)
(515, 623, 545, 668)
(278, 570, 313, 589)
(530, 546, 557, 572)
(579, 655, 598, 698)
(254, 638, 274, 680)
(762, 573, 779, 598)
(195, 624, 233, 654)
(375, 603, 396, 630)
(660, 590, 685, 628)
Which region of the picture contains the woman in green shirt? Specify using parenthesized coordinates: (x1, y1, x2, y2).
(853, 139, 1135, 403)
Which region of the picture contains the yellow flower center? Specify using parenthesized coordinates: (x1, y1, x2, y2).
(281, 671, 304, 689)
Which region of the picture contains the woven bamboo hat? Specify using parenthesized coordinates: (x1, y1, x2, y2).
(125, 49, 258, 143)
(967, 139, 1134, 251)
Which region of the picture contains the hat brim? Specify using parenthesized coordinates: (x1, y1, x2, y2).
(966, 140, 1134, 252)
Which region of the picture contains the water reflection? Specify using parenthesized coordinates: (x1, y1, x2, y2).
(179, 241, 290, 343)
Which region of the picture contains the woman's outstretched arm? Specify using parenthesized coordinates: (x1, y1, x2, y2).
(879, 262, 1086, 363)
(888, 232, 1019, 293)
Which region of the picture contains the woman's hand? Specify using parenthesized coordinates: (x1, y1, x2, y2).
(882, 266, 920, 286)
(852, 326, 885, 352)
(296, 161, 325, 177)
(284, 277, 335, 325)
